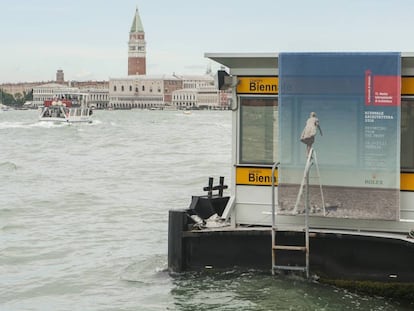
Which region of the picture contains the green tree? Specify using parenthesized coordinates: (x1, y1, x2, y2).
(14, 92, 23, 105)
(0, 90, 15, 106)
(0, 89, 32, 107)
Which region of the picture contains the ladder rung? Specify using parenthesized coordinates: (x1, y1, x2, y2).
(272, 265, 307, 272)
(273, 245, 306, 251)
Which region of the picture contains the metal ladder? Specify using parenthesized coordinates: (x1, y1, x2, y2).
(271, 149, 317, 278)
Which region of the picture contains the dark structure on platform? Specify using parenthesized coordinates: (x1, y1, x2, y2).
(169, 207, 414, 287)
(168, 177, 414, 283)
(168, 177, 229, 272)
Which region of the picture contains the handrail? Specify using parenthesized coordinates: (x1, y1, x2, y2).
(271, 161, 280, 229)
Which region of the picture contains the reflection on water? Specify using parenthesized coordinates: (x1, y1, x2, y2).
(170, 269, 410, 311)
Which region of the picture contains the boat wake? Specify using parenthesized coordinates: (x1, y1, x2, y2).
(0, 120, 102, 130)
(0, 121, 38, 129)
(32, 121, 69, 128)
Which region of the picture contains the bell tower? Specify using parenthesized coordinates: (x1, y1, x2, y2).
(128, 7, 146, 75)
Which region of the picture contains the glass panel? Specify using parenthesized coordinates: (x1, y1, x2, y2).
(401, 99, 414, 170)
(239, 96, 278, 164)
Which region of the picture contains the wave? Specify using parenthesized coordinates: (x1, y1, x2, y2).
(0, 119, 102, 130)
(0, 121, 36, 129)
(0, 223, 25, 232)
(90, 119, 102, 125)
(120, 254, 168, 284)
(32, 121, 70, 128)
(0, 161, 17, 171)
(0, 121, 68, 129)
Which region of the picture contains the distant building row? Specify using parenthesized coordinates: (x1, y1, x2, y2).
(29, 73, 229, 110)
(109, 74, 228, 110)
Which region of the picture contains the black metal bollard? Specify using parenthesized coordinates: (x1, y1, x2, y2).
(168, 209, 187, 273)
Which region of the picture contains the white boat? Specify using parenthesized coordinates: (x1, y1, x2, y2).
(39, 96, 93, 123)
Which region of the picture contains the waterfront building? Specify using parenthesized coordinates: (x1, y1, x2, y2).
(219, 89, 231, 109)
(0, 82, 41, 100)
(69, 80, 109, 90)
(128, 7, 146, 75)
(32, 83, 109, 109)
(32, 83, 80, 107)
(172, 86, 224, 109)
(1, 68, 109, 108)
(109, 75, 182, 109)
(197, 86, 223, 109)
(172, 88, 198, 109)
(82, 88, 110, 109)
(172, 75, 219, 109)
(108, 74, 228, 110)
(182, 75, 214, 89)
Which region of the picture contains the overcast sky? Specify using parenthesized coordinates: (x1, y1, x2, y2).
(2, 0, 414, 83)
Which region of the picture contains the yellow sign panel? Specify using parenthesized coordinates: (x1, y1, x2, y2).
(236, 167, 278, 186)
(236, 167, 413, 190)
(236, 76, 413, 95)
(401, 173, 414, 191)
(237, 77, 278, 94)
(401, 77, 414, 95)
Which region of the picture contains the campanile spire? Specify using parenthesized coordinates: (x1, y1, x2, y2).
(128, 7, 146, 75)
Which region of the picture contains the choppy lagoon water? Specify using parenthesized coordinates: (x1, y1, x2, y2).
(0, 109, 411, 310)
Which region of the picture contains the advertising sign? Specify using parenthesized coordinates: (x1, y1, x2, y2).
(278, 53, 401, 220)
